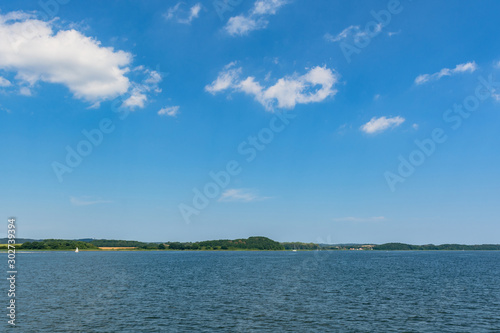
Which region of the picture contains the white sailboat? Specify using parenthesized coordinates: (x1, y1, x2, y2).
(75, 247, 79, 253)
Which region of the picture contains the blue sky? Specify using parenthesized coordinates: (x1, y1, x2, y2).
(1, 0, 500, 244)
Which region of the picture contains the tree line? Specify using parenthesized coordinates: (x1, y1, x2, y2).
(13, 239, 500, 251)
(19, 240, 99, 250)
(18, 237, 284, 251)
(373, 243, 500, 251)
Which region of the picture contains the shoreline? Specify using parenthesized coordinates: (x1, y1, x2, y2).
(3, 249, 500, 252)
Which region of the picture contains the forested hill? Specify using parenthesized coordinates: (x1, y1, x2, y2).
(187, 236, 284, 250)
(373, 243, 500, 251)
(17, 236, 284, 250)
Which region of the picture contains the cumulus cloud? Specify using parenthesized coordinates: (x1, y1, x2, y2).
(0, 12, 132, 102)
(206, 63, 339, 110)
(218, 189, 270, 202)
(224, 0, 288, 36)
(164, 3, 202, 24)
(158, 105, 180, 117)
(415, 61, 478, 85)
(0, 11, 162, 109)
(361, 116, 405, 134)
(325, 24, 382, 43)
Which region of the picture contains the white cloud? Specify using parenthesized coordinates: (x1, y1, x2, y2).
(122, 88, 147, 108)
(158, 105, 180, 117)
(70, 196, 113, 206)
(225, 16, 262, 36)
(361, 116, 405, 134)
(0, 12, 132, 103)
(387, 30, 401, 37)
(164, 3, 202, 24)
(0, 76, 11, 87)
(325, 24, 382, 43)
(0, 12, 162, 108)
(412, 123, 419, 130)
(336, 123, 351, 135)
(188, 3, 202, 20)
(218, 189, 270, 202)
(415, 61, 478, 85)
(325, 25, 359, 42)
(19, 87, 31, 96)
(252, 0, 287, 15)
(205, 62, 241, 94)
(121, 68, 162, 110)
(0, 104, 11, 113)
(206, 63, 339, 111)
(332, 216, 385, 222)
(224, 0, 288, 36)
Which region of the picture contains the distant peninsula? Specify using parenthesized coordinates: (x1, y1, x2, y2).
(1, 237, 500, 251)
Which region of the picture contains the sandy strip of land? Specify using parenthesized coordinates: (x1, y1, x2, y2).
(98, 247, 138, 250)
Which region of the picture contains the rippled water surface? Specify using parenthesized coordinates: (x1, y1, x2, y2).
(4, 251, 500, 332)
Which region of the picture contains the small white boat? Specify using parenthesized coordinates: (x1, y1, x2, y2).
(75, 247, 79, 253)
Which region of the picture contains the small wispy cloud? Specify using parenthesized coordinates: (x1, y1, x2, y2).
(325, 24, 382, 43)
(0, 76, 11, 87)
(70, 196, 113, 206)
(332, 216, 386, 222)
(224, 0, 289, 36)
(158, 105, 180, 117)
(164, 3, 202, 24)
(19, 87, 31, 96)
(361, 116, 405, 134)
(415, 61, 478, 85)
(387, 30, 401, 37)
(336, 123, 351, 135)
(0, 104, 11, 113)
(121, 68, 162, 110)
(218, 189, 270, 202)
